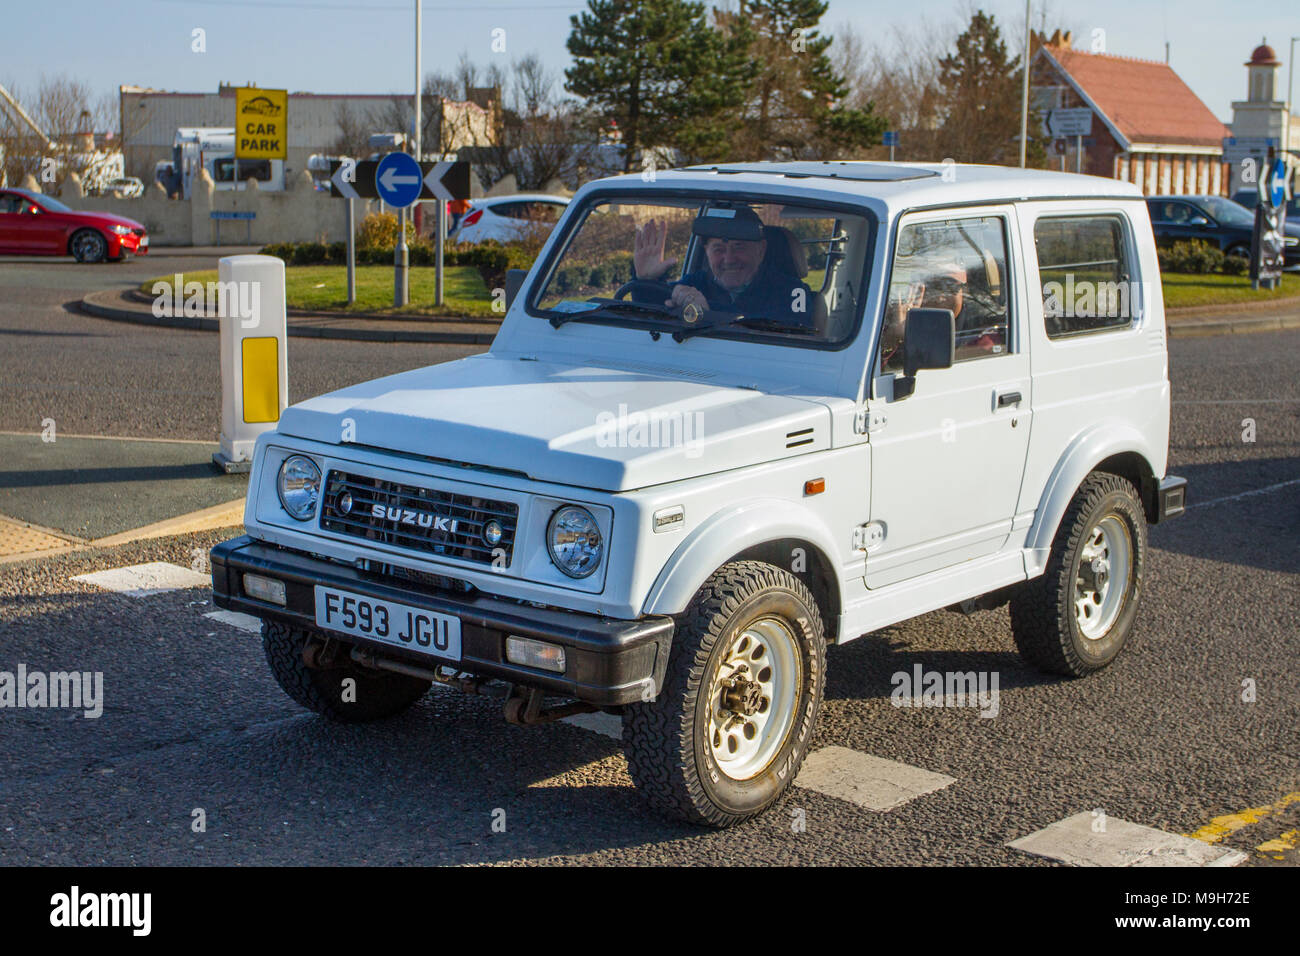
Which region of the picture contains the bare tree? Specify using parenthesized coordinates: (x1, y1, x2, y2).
(0, 74, 115, 189)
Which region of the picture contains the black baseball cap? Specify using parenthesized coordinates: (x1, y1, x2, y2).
(691, 204, 765, 242)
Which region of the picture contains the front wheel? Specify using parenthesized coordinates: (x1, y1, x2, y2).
(1010, 472, 1147, 676)
(622, 560, 826, 827)
(70, 229, 108, 263)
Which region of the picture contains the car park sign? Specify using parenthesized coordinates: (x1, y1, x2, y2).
(235, 88, 288, 160)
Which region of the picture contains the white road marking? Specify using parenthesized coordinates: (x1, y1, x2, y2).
(560, 711, 623, 740)
(72, 562, 211, 598)
(794, 746, 956, 811)
(203, 610, 262, 633)
(1008, 812, 1248, 867)
(1187, 477, 1300, 510)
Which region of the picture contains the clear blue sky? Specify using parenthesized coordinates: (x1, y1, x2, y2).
(3, 0, 1297, 125)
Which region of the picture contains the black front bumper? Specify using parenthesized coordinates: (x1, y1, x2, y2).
(210, 536, 673, 707)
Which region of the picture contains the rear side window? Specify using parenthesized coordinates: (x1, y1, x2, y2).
(1034, 216, 1136, 338)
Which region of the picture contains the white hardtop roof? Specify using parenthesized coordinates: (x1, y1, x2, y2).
(580, 161, 1143, 216)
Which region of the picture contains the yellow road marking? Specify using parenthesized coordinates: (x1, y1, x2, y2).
(92, 498, 245, 547)
(1185, 792, 1300, 844)
(1256, 829, 1298, 854)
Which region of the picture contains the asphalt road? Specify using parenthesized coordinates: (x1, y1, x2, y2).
(0, 253, 1296, 866)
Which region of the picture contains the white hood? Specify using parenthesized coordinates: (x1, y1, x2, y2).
(276, 354, 830, 491)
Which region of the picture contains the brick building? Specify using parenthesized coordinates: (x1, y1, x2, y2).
(1031, 31, 1230, 195)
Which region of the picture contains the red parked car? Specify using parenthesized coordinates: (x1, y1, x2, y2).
(0, 187, 149, 262)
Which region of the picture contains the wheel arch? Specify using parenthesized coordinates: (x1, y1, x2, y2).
(1025, 424, 1158, 577)
(641, 498, 844, 642)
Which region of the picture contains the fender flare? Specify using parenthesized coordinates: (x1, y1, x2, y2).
(1024, 421, 1156, 576)
(641, 497, 844, 617)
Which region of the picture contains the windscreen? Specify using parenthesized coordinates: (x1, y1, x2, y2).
(531, 195, 873, 346)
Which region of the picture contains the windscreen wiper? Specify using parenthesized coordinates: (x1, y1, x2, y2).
(672, 311, 813, 343)
(548, 299, 677, 330)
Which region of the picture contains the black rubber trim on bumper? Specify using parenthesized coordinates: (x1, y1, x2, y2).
(1154, 475, 1188, 523)
(210, 535, 672, 707)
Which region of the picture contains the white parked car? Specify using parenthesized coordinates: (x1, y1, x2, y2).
(449, 194, 569, 244)
(212, 162, 1187, 827)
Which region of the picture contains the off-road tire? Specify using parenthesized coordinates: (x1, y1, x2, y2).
(1010, 472, 1147, 676)
(622, 560, 826, 827)
(262, 620, 431, 722)
(70, 229, 107, 263)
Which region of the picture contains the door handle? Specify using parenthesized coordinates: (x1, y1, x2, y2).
(997, 390, 1022, 408)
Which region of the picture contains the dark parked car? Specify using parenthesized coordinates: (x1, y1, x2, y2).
(1231, 187, 1300, 221)
(1146, 194, 1300, 268)
(0, 188, 149, 262)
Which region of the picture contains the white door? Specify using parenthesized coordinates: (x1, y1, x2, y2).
(865, 209, 1032, 589)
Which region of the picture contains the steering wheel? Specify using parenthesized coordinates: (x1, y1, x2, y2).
(613, 278, 675, 304)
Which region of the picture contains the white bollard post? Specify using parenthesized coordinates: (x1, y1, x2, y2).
(213, 254, 288, 473)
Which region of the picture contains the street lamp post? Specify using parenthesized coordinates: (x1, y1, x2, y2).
(1287, 37, 1298, 176)
(1020, 0, 1032, 167)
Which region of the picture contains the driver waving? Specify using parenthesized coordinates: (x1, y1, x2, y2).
(632, 205, 813, 329)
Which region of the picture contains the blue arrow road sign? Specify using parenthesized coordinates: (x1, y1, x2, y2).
(375, 152, 423, 208)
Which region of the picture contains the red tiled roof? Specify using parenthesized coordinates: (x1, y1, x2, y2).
(1043, 46, 1230, 148)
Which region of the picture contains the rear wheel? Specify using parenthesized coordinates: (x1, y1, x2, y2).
(622, 560, 825, 827)
(70, 229, 107, 263)
(262, 620, 431, 722)
(1010, 472, 1146, 676)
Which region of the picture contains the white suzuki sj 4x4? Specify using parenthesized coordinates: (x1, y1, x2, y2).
(212, 162, 1187, 827)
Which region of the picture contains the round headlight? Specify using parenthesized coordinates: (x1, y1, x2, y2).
(547, 506, 602, 579)
(277, 455, 321, 520)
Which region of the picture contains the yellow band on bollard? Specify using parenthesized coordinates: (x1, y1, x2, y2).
(241, 337, 281, 424)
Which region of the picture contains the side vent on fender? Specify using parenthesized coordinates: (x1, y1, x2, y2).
(786, 427, 815, 449)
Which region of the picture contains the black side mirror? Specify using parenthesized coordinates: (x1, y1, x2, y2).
(504, 268, 527, 310)
(894, 307, 955, 399)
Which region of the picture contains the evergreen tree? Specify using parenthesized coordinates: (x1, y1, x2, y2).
(937, 10, 1044, 165)
(722, 0, 885, 159)
(565, 0, 752, 171)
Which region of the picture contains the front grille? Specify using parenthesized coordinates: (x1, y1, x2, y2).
(320, 470, 517, 568)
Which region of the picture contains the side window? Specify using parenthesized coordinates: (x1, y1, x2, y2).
(0, 196, 18, 214)
(493, 202, 527, 220)
(1034, 215, 1136, 338)
(1149, 201, 1190, 225)
(882, 215, 1010, 372)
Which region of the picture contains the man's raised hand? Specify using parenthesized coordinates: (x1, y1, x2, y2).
(633, 218, 678, 281)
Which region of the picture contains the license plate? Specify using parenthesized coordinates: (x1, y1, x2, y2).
(139, 237, 148, 249)
(313, 586, 461, 661)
